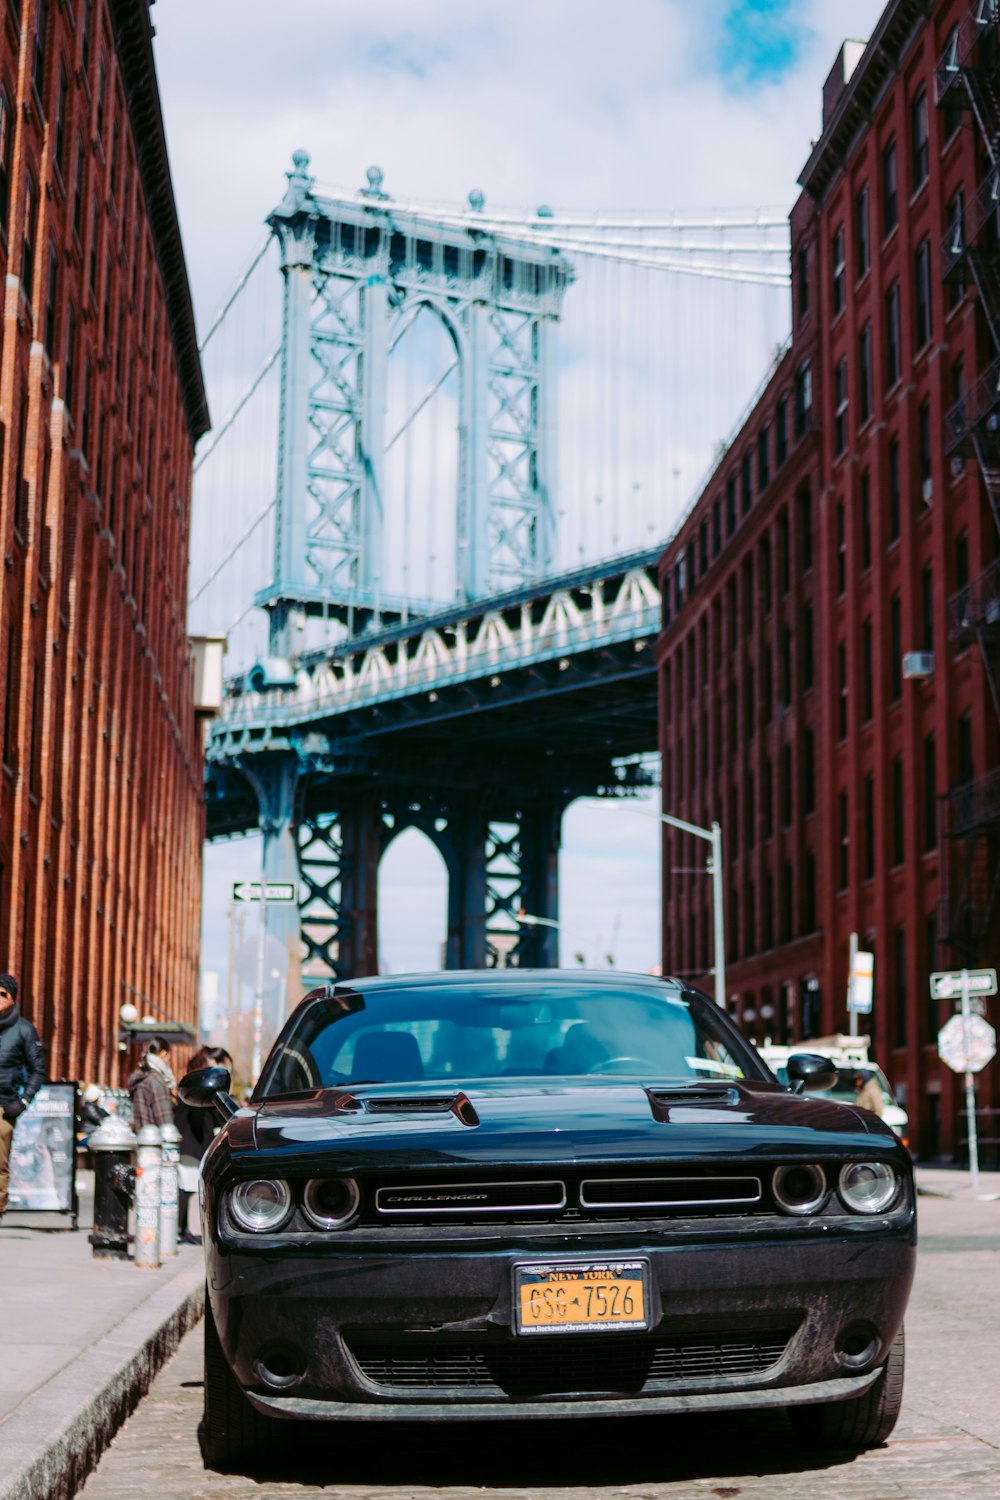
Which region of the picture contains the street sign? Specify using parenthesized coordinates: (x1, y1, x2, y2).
(232, 881, 297, 904)
(937, 1013, 997, 1074)
(929, 967, 997, 1001)
(848, 950, 874, 1014)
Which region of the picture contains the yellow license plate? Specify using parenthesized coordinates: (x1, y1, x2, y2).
(514, 1260, 649, 1335)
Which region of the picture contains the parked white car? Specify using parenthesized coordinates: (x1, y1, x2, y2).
(757, 1038, 910, 1151)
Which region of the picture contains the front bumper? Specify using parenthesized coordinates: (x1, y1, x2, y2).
(208, 1217, 916, 1420)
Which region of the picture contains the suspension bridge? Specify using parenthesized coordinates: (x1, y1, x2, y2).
(190, 150, 791, 1042)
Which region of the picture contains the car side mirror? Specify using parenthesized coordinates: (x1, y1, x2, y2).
(178, 1066, 238, 1119)
(786, 1053, 838, 1094)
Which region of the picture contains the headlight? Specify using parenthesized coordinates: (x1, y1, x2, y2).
(303, 1176, 360, 1230)
(772, 1162, 828, 1215)
(228, 1178, 293, 1233)
(838, 1161, 899, 1214)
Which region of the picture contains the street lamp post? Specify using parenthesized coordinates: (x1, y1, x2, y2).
(659, 813, 726, 1009)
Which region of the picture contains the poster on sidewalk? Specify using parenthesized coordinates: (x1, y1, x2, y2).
(8, 1083, 78, 1217)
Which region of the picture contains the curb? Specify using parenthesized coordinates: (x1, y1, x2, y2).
(0, 1261, 204, 1500)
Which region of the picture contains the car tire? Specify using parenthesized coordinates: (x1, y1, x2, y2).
(200, 1296, 286, 1470)
(788, 1326, 905, 1449)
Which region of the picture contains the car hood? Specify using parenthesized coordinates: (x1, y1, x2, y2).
(246, 1078, 892, 1170)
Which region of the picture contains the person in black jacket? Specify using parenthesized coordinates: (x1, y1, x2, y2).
(174, 1045, 232, 1244)
(0, 973, 45, 1220)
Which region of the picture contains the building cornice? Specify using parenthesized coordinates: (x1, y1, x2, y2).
(798, 0, 931, 204)
(108, 0, 210, 442)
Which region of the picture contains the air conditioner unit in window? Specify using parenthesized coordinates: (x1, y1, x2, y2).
(922, 477, 933, 502)
(902, 650, 935, 679)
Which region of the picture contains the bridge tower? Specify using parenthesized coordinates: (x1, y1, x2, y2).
(232, 154, 579, 1016)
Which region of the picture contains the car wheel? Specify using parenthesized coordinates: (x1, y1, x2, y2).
(200, 1296, 286, 1470)
(788, 1326, 905, 1449)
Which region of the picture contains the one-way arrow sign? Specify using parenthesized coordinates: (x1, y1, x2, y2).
(232, 881, 297, 904)
(929, 968, 997, 1001)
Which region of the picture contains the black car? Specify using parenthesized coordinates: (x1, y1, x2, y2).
(182, 971, 915, 1468)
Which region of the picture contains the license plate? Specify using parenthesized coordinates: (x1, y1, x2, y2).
(513, 1259, 649, 1336)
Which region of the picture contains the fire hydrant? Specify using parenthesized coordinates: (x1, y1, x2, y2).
(159, 1122, 181, 1257)
(134, 1124, 163, 1269)
(88, 1115, 137, 1261)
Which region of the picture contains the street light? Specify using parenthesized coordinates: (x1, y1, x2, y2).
(659, 813, 726, 1010)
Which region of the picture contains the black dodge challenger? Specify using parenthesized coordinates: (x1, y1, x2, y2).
(181, 971, 915, 1468)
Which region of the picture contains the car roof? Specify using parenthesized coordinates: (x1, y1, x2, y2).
(301, 969, 689, 998)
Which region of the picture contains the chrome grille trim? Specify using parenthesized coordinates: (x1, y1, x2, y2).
(579, 1175, 763, 1209)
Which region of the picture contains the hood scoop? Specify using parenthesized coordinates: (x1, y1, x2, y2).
(357, 1091, 480, 1127)
(646, 1084, 741, 1120)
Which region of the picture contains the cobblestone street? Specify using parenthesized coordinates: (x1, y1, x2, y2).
(78, 1190, 1000, 1499)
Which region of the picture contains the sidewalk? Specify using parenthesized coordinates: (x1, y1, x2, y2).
(0, 1173, 204, 1500)
(914, 1161, 1000, 1200)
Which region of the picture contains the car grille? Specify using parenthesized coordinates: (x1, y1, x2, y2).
(370, 1171, 763, 1221)
(348, 1330, 791, 1397)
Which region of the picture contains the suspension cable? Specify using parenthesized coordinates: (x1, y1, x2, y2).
(193, 345, 281, 472)
(198, 234, 273, 353)
(188, 499, 276, 605)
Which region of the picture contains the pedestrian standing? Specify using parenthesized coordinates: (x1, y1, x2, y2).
(853, 1071, 884, 1117)
(174, 1045, 232, 1244)
(128, 1040, 176, 1130)
(0, 973, 46, 1222)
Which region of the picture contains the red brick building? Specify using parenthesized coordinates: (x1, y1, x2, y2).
(658, 0, 999, 1159)
(0, 1, 209, 1084)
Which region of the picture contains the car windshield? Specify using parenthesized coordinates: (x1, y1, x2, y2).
(255, 979, 769, 1099)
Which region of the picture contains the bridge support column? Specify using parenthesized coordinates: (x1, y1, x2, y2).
(244, 754, 303, 1045)
(340, 796, 382, 977)
(515, 799, 564, 968)
(298, 795, 382, 982)
(444, 799, 489, 969)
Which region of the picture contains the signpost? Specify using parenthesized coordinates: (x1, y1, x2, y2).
(232, 883, 299, 1079)
(931, 968, 998, 1195)
(846, 935, 874, 1035)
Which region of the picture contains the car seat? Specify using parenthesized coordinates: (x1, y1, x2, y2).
(351, 1030, 425, 1083)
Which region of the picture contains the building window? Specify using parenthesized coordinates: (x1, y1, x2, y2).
(22, 175, 38, 302)
(955, 527, 969, 594)
(775, 396, 788, 467)
(855, 183, 870, 277)
(777, 509, 789, 594)
(834, 357, 848, 456)
(882, 136, 898, 235)
(32, 0, 48, 103)
(892, 756, 905, 865)
(779, 623, 792, 707)
(760, 535, 772, 613)
(915, 237, 933, 349)
(803, 850, 816, 934)
(836, 499, 846, 596)
(862, 617, 873, 722)
(890, 592, 902, 700)
(837, 642, 848, 740)
(80, 0, 91, 73)
(780, 743, 793, 828)
(885, 280, 901, 388)
(746, 774, 756, 851)
(858, 321, 872, 424)
(758, 424, 769, 491)
(43, 244, 57, 355)
(72, 135, 84, 240)
(744, 663, 755, 739)
(921, 561, 933, 651)
(711, 498, 721, 557)
(957, 711, 974, 786)
(911, 89, 929, 191)
(893, 924, 907, 1048)
(860, 468, 871, 570)
(698, 518, 708, 576)
(923, 733, 937, 851)
(741, 450, 752, 515)
(97, 57, 106, 139)
(762, 756, 773, 837)
(730, 785, 739, 859)
(0, 90, 10, 233)
(797, 244, 809, 323)
(64, 305, 75, 413)
(832, 224, 846, 316)
(54, 63, 67, 173)
(947, 188, 965, 310)
(798, 486, 812, 571)
(802, 726, 815, 815)
(726, 474, 737, 537)
(794, 360, 812, 438)
(780, 860, 793, 943)
(863, 774, 875, 880)
(918, 398, 932, 498)
(888, 435, 900, 540)
(838, 790, 849, 890)
(761, 643, 773, 721)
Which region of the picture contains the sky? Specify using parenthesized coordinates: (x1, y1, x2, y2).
(148, 0, 885, 1022)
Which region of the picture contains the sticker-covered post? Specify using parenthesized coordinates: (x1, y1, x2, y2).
(960, 969, 980, 1195)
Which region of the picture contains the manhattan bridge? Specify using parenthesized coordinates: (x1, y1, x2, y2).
(190, 151, 790, 1040)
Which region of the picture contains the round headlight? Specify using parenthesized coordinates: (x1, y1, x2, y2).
(838, 1161, 899, 1215)
(303, 1176, 360, 1230)
(229, 1178, 293, 1233)
(772, 1162, 828, 1215)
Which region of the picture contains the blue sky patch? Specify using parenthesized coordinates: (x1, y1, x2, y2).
(717, 0, 810, 88)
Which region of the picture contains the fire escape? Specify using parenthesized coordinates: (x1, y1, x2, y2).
(936, 0, 1000, 962)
